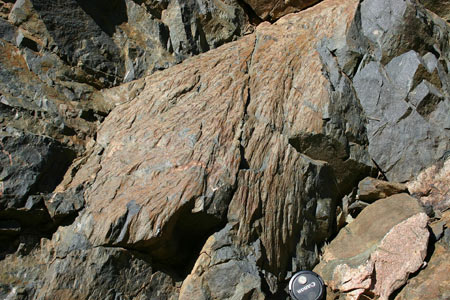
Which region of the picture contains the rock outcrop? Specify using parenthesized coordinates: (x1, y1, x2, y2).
(0, 0, 449, 298)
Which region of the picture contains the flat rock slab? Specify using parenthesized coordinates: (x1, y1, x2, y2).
(357, 177, 407, 202)
(315, 194, 429, 300)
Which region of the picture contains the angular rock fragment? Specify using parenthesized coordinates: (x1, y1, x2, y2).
(11, 0, 371, 296)
(357, 177, 407, 202)
(353, 51, 449, 182)
(180, 225, 265, 300)
(315, 194, 429, 300)
(0, 128, 76, 207)
(0, 241, 180, 300)
(1, 0, 449, 298)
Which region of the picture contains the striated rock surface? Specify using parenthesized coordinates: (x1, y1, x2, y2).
(315, 194, 429, 300)
(44, 0, 367, 295)
(0, 0, 253, 265)
(179, 224, 265, 300)
(0, 0, 449, 298)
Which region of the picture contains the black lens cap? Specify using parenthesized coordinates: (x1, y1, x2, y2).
(288, 271, 324, 300)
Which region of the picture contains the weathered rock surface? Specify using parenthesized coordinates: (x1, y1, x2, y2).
(0, 0, 253, 261)
(407, 157, 450, 212)
(0, 240, 180, 300)
(1, 0, 449, 298)
(0, 0, 373, 296)
(0, 128, 75, 206)
(180, 224, 265, 300)
(315, 194, 429, 300)
(395, 242, 450, 300)
(357, 177, 407, 202)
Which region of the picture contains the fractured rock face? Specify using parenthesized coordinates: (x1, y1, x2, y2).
(1, 0, 449, 298)
(349, 0, 450, 182)
(15, 0, 370, 296)
(179, 224, 265, 300)
(314, 194, 429, 300)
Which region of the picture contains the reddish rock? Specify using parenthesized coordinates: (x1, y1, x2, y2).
(395, 242, 450, 300)
(314, 194, 429, 300)
(407, 158, 450, 212)
(59, 0, 364, 278)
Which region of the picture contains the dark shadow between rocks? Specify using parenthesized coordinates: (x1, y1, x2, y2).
(76, 0, 128, 37)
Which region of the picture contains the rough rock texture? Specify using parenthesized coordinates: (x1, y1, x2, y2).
(407, 158, 450, 212)
(0, 0, 449, 298)
(179, 224, 265, 300)
(395, 241, 450, 300)
(0, 239, 180, 300)
(357, 177, 407, 202)
(0, 0, 373, 297)
(348, 0, 450, 182)
(315, 194, 429, 300)
(0, 0, 253, 265)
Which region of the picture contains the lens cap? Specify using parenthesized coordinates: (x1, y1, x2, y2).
(288, 271, 324, 300)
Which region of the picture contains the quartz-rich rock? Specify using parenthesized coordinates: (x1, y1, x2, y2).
(395, 242, 450, 300)
(357, 177, 407, 202)
(314, 194, 429, 300)
(407, 158, 450, 212)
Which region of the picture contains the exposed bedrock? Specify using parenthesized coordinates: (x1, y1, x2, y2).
(0, 0, 449, 299)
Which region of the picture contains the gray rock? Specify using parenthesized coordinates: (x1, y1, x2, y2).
(180, 225, 265, 300)
(0, 17, 16, 43)
(44, 185, 85, 224)
(353, 50, 449, 182)
(0, 128, 76, 208)
(0, 242, 180, 300)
